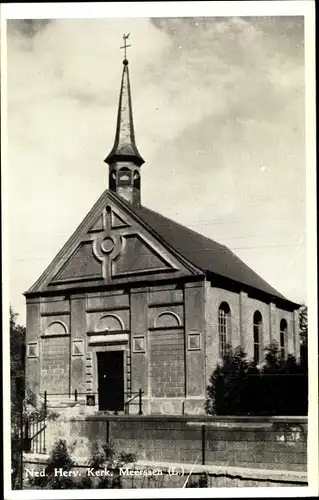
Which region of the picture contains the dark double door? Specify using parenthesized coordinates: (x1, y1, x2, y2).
(97, 351, 124, 411)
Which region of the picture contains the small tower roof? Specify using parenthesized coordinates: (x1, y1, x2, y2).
(104, 45, 144, 167)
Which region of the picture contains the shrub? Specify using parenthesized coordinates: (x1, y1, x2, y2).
(186, 473, 208, 488)
(206, 342, 308, 416)
(28, 439, 75, 490)
(27, 438, 137, 489)
(260, 342, 307, 415)
(205, 345, 259, 415)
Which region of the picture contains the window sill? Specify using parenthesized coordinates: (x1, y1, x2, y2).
(41, 334, 71, 339)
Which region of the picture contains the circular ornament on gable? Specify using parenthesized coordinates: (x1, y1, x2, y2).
(101, 237, 115, 253)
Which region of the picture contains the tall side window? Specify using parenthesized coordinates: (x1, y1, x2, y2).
(218, 302, 231, 357)
(280, 319, 287, 359)
(253, 311, 263, 364)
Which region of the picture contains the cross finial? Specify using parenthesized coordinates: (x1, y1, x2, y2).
(120, 33, 131, 63)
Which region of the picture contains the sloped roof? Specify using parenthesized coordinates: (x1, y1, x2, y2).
(130, 203, 289, 302)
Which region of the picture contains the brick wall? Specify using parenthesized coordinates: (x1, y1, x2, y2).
(41, 336, 70, 393)
(205, 282, 298, 378)
(70, 415, 307, 473)
(149, 329, 185, 397)
(26, 301, 41, 393)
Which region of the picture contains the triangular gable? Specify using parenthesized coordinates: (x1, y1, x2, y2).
(112, 234, 173, 277)
(111, 210, 130, 229)
(26, 191, 202, 295)
(53, 241, 103, 282)
(88, 215, 104, 233)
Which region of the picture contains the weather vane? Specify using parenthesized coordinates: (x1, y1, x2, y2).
(120, 33, 131, 61)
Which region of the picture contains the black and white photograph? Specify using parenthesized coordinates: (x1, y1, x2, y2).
(1, 1, 317, 498)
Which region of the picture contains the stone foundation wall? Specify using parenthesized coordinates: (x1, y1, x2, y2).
(69, 415, 307, 472)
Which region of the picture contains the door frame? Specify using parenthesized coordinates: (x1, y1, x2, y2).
(97, 350, 124, 411)
(91, 344, 128, 409)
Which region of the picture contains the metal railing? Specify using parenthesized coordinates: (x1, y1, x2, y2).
(23, 392, 47, 454)
(24, 416, 47, 454)
(39, 389, 144, 415)
(124, 389, 143, 415)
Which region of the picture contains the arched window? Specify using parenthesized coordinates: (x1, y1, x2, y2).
(253, 311, 263, 364)
(280, 319, 287, 359)
(118, 167, 132, 185)
(133, 170, 140, 190)
(45, 321, 68, 336)
(95, 314, 124, 332)
(109, 169, 116, 191)
(154, 311, 181, 329)
(218, 302, 231, 357)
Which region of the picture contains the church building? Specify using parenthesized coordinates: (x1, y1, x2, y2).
(24, 49, 300, 416)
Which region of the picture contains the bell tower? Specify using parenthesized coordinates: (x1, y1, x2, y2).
(104, 34, 144, 207)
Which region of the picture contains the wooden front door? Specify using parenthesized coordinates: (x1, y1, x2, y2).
(97, 351, 124, 411)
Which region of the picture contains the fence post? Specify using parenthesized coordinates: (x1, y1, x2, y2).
(44, 391, 47, 418)
(19, 393, 23, 489)
(23, 420, 30, 452)
(106, 420, 110, 444)
(43, 420, 46, 454)
(201, 425, 205, 465)
(138, 389, 143, 415)
(74, 389, 78, 402)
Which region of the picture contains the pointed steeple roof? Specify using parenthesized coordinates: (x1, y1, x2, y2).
(104, 57, 144, 167)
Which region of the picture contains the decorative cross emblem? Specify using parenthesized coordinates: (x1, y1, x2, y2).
(120, 33, 131, 60)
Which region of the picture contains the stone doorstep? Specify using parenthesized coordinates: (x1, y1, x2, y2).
(47, 402, 78, 406)
(23, 453, 307, 484)
(46, 399, 83, 408)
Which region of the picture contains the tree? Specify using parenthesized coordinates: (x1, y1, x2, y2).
(10, 306, 26, 420)
(10, 307, 26, 489)
(299, 305, 308, 368)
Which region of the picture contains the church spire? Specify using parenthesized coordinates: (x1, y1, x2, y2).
(105, 35, 144, 207)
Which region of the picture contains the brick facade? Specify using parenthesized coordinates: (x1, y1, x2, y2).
(149, 329, 185, 398)
(40, 336, 70, 394)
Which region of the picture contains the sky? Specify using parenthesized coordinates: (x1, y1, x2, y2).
(6, 15, 306, 324)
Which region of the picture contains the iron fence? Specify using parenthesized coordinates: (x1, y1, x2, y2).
(39, 388, 144, 414)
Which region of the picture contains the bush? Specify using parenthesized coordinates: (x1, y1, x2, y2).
(186, 473, 208, 488)
(205, 345, 260, 415)
(261, 342, 308, 415)
(28, 438, 137, 489)
(205, 342, 308, 416)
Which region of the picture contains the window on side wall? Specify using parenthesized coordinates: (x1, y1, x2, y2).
(280, 319, 288, 359)
(253, 311, 263, 364)
(218, 302, 231, 357)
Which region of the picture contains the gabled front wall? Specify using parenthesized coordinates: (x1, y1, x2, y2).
(204, 281, 299, 388)
(25, 189, 210, 414)
(25, 279, 208, 415)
